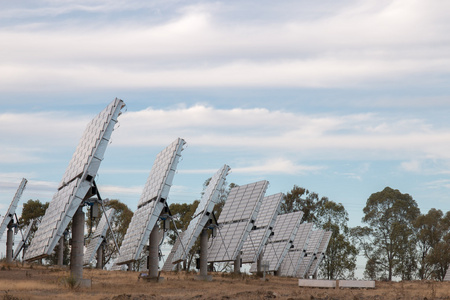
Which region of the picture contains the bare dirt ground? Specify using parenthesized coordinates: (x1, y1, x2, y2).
(0, 263, 450, 300)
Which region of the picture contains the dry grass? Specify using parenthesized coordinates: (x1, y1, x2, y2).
(1, 263, 450, 299)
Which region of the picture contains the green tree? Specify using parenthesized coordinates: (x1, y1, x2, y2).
(19, 199, 49, 228)
(357, 187, 420, 281)
(167, 201, 199, 270)
(426, 234, 450, 281)
(282, 186, 357, 279)
(318, 201, 357, 279)
(414, 208, 446, 279)
(281, 186, 327, 223)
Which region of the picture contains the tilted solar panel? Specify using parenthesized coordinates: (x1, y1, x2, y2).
(279, 222, 313, 277)
(445, 267, 450, 281)
(207, 180, 268, 263)
(25, 99, 125, 261)
(0, 178, 27, 240)
(162, 232, 185, 272)
(241, 193, 282, 263)
(13, 219, 36, 260)
(296, 229, 325, 278)
(172, 165, 230, 264)
(250, 211, 303, 273)
(115, 138, 185, 265)
(307, 231, 332, 277)
(84, 208, 115, 265)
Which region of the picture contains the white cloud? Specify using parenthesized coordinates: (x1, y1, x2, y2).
(3, 105, 450, 166)
(0, 0, 449, 90)
(232, 158, 323, 175)
(400, 160, 422, 172)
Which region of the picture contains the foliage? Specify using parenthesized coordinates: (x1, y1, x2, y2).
(280, 186, 327, 224)
(355, 187, 420, 281)
(19, 199, 48, 228)
(282, 185, 357, 279)
(168, 201, 199, 270)
(426, 235, 450, 281)
(414, 209, 450, 280)
(84, 199, 133, 266)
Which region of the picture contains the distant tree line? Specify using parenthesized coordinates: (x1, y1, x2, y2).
(18, 183, 450, 281)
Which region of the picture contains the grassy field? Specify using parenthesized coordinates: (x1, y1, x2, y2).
(0, 263, 450, 299)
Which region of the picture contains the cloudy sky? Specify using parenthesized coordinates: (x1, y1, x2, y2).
(1, 0, 450, 266)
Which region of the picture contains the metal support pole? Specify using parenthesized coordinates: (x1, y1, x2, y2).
(58, 236, 64, 266)
(199, 229, 208, 277)
(234, 251, 241, 274)
(70, 206, 84, 281)
(6, 223, 14, 263)
(148, 226, 159, 278)
(96, 243, 103, 269)
(256, 251, 262, 274)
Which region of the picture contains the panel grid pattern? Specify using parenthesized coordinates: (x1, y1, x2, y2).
(250, 211, 303, 273)
(207, 181, 268, 263)
(0, 178, 27, 239)
(115, 138, 185, 265)
(279, 222, 313, 277)
(84, 208, 115, 265)
(13, 219, 35, 260)
(59, 101, 118, 188)
(296, 229, 325, 278)
(241, 193, 282, 263)
(172, 165, 230, 264)
(25, 99, 124, 261)
(307, 231, 332, 277)
(162, 232, 185, 271)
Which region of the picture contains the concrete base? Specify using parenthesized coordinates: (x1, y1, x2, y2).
(194, 275, 213, 281)
(80, 279, 92, 288)
(138, 273, 165, 283)
(338, 280, 375, 289)
(298, 279, 336, 288)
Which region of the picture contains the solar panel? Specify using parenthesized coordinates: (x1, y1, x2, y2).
(241, 193, 282, 264)
(296, 229, 325, 278)
(115, 138, 186, 265)
(171, 165, 230, 264)
(250, 211, 303, 273)
(307, 231, 332, 277)
(0, 178, 27, 240)
(13, 219, 36, 260)
(445, 267, 450, 281)
(207, 180, 268, 263)
(24, 99, 125, 261)
(279, 222, 313, 277)
(83, 208, 115, 265)
(162, 232, 185, 272)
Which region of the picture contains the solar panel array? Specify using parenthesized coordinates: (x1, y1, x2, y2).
(250, 211, 303, 273)
(296, 229, 325, 278)
(279, 222, 313, 276)
(172, 165, 230, 264)
(84, 208, 115, 265)
(307, 231, 332, 277)
(0, 178, 27, 240)
(25, 99, 125, 261)
(207, 180, 268, 263)
(115, 138, 185, 265)
(13, 219, 36, 260)
(241, 193, 282, 264)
